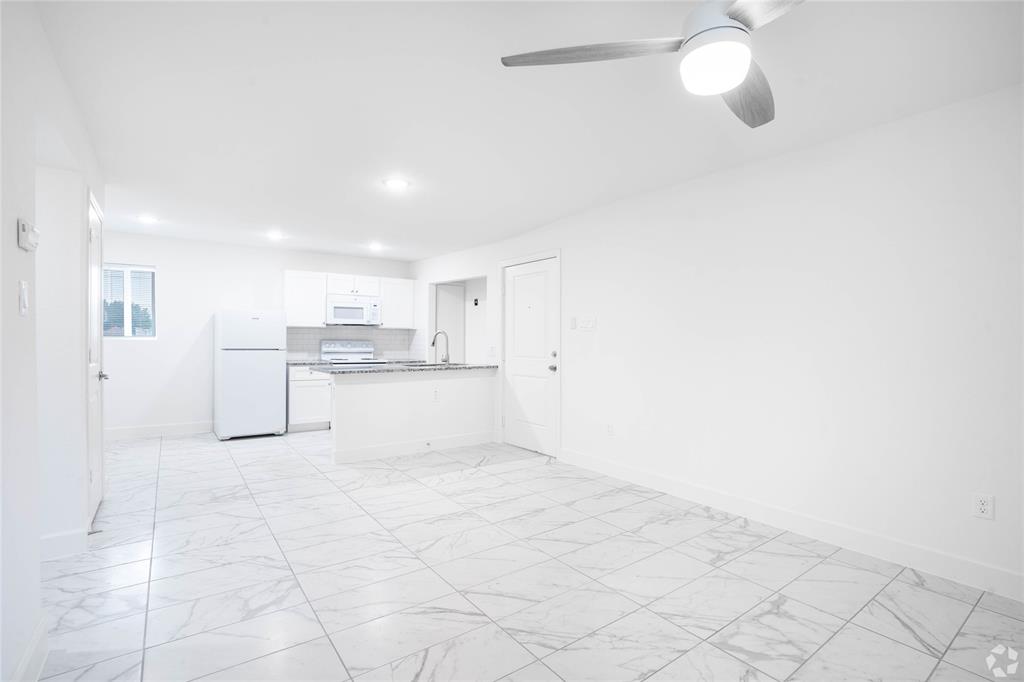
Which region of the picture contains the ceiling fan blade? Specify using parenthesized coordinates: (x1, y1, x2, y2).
(725, 0, 804, 31)
(501, 37, 684, 67)
(721, 60, 775, 128)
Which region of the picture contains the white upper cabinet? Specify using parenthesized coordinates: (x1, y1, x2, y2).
(327, 274, 380, 296)
(286, 270, 410, 328)
(284, 270, 327, 327)
(326, 274, 353, 295)
(380, 277, 416, 329)
(354, 276, 381, 296)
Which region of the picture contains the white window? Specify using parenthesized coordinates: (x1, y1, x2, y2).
(103, 264, 156, 338)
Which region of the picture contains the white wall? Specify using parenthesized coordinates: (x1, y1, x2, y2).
(1, 3, 104, 678)
(464, 277, 488, 364)
(434, 283, 466, 363)
(414, 86, 1023, 599)
(102, 233, 412, 438)
(36, 168, 90, 559)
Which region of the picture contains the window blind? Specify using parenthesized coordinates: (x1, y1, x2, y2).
(103, 265, 156, 338)
(103, 269, 125, 337)
(130, 270, 156, 337)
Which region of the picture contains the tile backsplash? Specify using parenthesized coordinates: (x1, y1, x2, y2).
(287, 327, 419, 362)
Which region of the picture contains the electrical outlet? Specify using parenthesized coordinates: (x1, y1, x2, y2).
(607, 424, 614, 437)
(432, 387, 440, 403)
(974, 494, 994, 520)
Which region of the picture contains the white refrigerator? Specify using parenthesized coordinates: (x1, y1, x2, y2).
(213, 310, 287, 440)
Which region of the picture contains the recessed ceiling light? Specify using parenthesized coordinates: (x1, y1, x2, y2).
(266, 229, 285, 241)
(368, 241, 384, 252)
(138, 214, 160, 225)
(382, 176, 411, 193)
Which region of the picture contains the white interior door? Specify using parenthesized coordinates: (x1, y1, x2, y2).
(87, 196, 104, 521)
(503, 257, 560, 455)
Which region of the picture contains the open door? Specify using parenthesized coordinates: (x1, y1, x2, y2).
(87, 195, 104, 521)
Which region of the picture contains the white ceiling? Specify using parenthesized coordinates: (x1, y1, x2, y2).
(40, 1, 1021, 261)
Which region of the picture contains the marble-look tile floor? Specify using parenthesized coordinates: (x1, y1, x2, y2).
(40, 432, 1022, 681)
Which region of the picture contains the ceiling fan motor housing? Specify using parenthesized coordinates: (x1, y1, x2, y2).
(682, 2, 750, 47)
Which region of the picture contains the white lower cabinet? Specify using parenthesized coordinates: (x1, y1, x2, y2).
(288, 366, 332, 431)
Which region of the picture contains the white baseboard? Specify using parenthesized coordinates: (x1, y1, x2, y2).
(40, 527, 88, 560)
(336, 430, 495, 463)
(105, 421, 212, 440)
(10, 616, 48, 682)
(560, 448, 1023, 601)
(287, 422, 330, 433)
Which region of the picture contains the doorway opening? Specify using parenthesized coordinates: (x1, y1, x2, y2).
(428, 276, 487, 364)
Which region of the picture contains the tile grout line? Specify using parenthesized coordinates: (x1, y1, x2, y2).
(636, 546, 842, 682)
(317, 450, 765, 678)
(220, 437, 358, 682)
(48, 443, 575, 680)
(138, 434, 165, 681)
(39, 441, 163, 681)
(82, 441, 351, 679)
(57, 436, 1015, 682)
(287, 449, 850, 679)
(639, 540, 840, 681)
(780, 560, 914, 681)
(922, 591, 986, 681)
(300, 447, 561, 680)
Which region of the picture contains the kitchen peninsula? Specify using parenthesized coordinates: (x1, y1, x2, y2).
(315, 363, 499, 462)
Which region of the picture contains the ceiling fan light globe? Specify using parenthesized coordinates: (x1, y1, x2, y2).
(679, 27, 752, 96)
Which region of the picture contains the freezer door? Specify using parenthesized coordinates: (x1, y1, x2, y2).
(216, 310, 287, 349)
(214, 349, 287, 439)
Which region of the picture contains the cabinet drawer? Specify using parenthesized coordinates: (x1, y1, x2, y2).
(289, 366, 324, 381)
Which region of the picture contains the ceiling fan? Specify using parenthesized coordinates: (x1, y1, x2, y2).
(500, 0, 802, 128)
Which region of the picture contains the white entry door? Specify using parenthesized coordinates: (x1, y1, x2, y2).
(87, 197, 105, 521)
(503, 257, 560, 455)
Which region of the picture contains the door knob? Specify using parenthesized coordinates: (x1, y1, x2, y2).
(548, 364, 558, 372)
(98, 371, 110, 380)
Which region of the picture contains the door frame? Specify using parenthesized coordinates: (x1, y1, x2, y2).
(86, 191, 104, 523)
(499, 249, 562, 457)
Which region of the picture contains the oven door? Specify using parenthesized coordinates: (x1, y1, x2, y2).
(326, 295, 370, 325)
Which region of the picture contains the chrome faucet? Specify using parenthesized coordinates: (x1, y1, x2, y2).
(430, 330, 450, 364)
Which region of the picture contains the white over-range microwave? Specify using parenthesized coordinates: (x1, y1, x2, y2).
(326, 294, 381, 326)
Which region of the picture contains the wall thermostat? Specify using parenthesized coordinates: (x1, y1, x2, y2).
(17, 219, 39, 252)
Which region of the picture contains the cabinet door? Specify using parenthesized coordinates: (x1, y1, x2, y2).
(284, 271, 326, 327)
(289, 380, 332, 425)
(380, 277, 416, 329)
(326, 273, 355, 295)
(352, 276, 380, 296)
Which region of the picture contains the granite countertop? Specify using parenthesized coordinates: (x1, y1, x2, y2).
(311, 362, 498, 375)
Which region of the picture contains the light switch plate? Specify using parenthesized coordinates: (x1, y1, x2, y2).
(17, 219, 39, 252)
